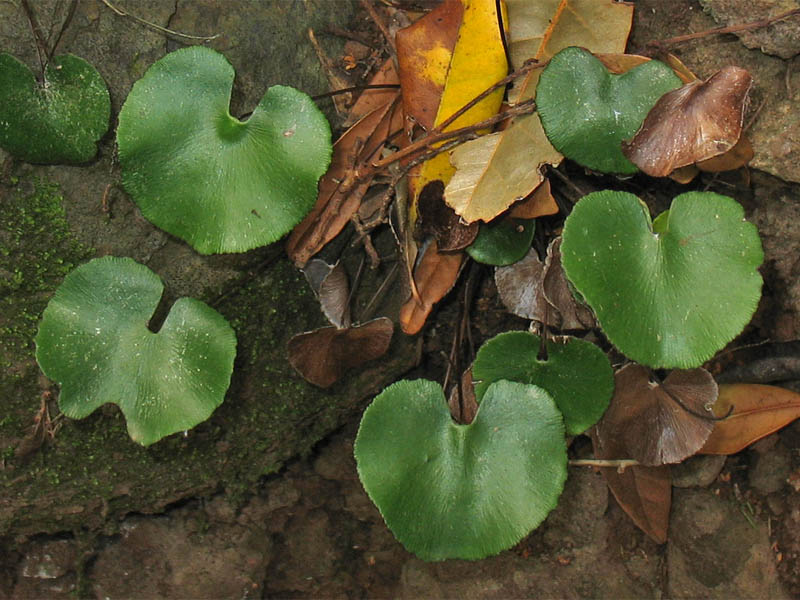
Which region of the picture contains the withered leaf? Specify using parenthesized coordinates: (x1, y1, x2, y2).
(542, 237, 596, 331)
(590, 426, 672, 544)
(286, 60, 402, 267)
(303, 259, 351, 329)
(701, 383, 800, 455)
(494, 248, 548, 322)
(400, 241, 464, 335)
(288, 317, 394, 388)
(416, 180, 479, 251)
(622, 66, 753, 178)
(447, 367, 478, 425)
(596, 364, 717, 466)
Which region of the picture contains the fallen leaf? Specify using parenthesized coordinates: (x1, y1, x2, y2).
(303, 259, 351, 329)
(494, 248, 548, 321)
(445, 0, 634, 223)
(288, 317, 394, 388)
(400, 241, 464, 335)
(287, 61, 402, 267)
(508, 179, 558, 219)
(590, 427, 671, 544)
(541, 237, 595, 330)
(622, 66, 754, 178)
(395, 0, 464, 132)
(596, 364, 717, 466)
(397, 0, 507, 332)
(506, 0, 634, 69)
(447, 367, 478, 424)
(701, 383, 800, 455)
(344, 59, 402, 127)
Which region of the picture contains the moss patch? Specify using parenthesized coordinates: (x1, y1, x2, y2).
(0, 182, 418, 537)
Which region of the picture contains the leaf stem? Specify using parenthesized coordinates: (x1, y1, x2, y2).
(569, 458, 641, 472)
(99, 0, 221, 42)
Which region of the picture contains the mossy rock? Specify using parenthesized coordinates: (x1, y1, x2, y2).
(0, 179, 418, 537)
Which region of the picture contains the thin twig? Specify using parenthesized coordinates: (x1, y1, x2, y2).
(20, 0, 48, 75)
(99, 0, 220, 41)
(647, 7, 800, 50)
(569, 459, 640, 472)
(48, 0, 78, 60)
(311, 83, 400, 101)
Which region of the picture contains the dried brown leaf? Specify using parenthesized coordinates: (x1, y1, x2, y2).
(701, 383, 800, 455)
(596, 364, 717, 466)
(288, 317, 394, 388)
(622, 66, 754, 178)
(591, 423, 672, 544)
(416, 180, 479, 251)
(399, 241, 464, 335)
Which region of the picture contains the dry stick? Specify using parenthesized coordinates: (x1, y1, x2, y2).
(647, 7, 800, 50)
(99, 0, 220, 41)
(569, 459, 640, 472)
(20, 0, 49, 75)
(47, 0, 78, 61)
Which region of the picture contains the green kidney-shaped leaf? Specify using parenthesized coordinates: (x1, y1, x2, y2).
(0, 53, 110, 163)
(117, 46, 332, 254)
(466, 218, 535, 266)
(355, 378, 567, 561)
(536, 46, 682, 174)
(561, 190, 763, 368)
(35, 256, 237, 446)
(472, 331, 613, 435)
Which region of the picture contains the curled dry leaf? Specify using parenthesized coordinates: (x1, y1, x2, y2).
(494, 248, 548, 321)
(286, 60, 402, 267)
(596, 364, 717, 466)
(303, 259, 351, 329)
(701, 383, 800, 455)
(416, 180, 479, 251)
(494, 238, 595, 329)
(590, 427, 672, 544)
(542, 237, 596, 330)
(288, 317, 394, 388)
(622, 66, 754, 178)
(400, 241, 464, 335)
(447, 367, 479, 425)
(507, 179, 558, 219)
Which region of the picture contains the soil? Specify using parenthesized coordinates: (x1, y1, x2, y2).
(2, 0, 800, 598)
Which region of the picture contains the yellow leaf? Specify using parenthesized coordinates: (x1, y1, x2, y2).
(407, 0, 509, 203)
(444, 0, 634, 223)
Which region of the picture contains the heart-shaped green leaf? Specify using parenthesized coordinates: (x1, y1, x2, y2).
(354, 379, 567, 561)
(536, 46, 682, 174)
(561, 190, 763, 368)
(472, 331, 613, 435)
(35, 256, 237, 446)
(117, 46, 332, 254)
(466, 217, 535, 266)
(0, 53, 110, 164)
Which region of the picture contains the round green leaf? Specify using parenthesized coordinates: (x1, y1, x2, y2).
(0, 53, 110, 163)
(466, 218, 535, 266)
(117, 46, 332, 254)
(561, 190, 763, 368)
(472, 331, 613, 435)
(536, 46, 682, 174)
(354, 379, 567, 561)
(35, 257, 237, 446)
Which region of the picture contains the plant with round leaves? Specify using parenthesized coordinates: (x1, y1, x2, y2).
(466, 217, 535, 266)
(535, 46, 682, 174)
(0, 53, 110, 164)
(354, 378, 567, 561)
(117, 46, 332, 254)
(560, 190, 763, 368)
(471, 331, 613, 435)
(35, 256, 237, 446)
